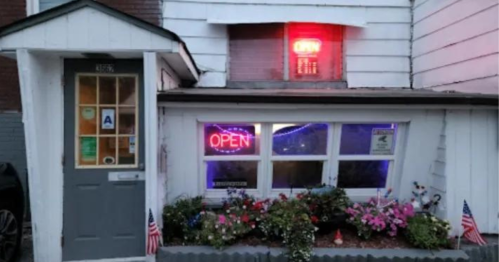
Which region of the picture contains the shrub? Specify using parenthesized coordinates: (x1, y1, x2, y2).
(198, 211, 253, 249)
(345, 198, 414, 239)
(260, 194, 317, 262)
(163, 196, 205, 243)
(299, 186, 350, 222)
(406, 213, 452, 249)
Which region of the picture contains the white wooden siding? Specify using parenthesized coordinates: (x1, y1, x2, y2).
(445, 110, 498, 234)
(159, 105, 443, 205)
(412, 0, 499, 94)
(0, 7, 174, 52)
(163, 0, 412, 88)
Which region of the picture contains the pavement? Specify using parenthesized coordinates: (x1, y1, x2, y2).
(18, 223, 33, 262)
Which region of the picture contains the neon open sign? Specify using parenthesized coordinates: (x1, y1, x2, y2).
(293, 39, 322, 56)
(205, 125, 256, 155)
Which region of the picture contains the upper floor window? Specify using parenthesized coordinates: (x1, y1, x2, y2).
(229, 23, 343, 82)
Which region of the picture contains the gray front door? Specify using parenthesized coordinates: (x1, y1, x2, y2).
(63, 60, 145, 261)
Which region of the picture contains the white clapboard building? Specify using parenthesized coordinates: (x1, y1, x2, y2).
(0, 0, 497, 261)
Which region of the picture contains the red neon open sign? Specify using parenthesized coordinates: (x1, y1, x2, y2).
(205, 125, 255, 155)
(209, 133, 250, 148)
(293, 39, 322, 56)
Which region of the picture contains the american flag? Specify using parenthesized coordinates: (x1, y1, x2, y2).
(461, 200, 487, 246)
(147, 209, 161, 255)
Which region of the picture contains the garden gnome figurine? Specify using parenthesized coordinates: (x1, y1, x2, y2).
(334, 229, 343, 245)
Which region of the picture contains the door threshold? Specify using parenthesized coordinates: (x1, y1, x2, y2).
(64, 256, 146, 262)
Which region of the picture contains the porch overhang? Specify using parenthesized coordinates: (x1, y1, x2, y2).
(158, 88, 499, 107)
(0, 0, 199, 82)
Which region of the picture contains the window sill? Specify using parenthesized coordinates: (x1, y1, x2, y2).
(226, 81, 347, 89)
(158, 245, 470, 262)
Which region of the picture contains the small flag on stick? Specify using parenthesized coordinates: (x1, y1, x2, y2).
(461, 200, 487, 246)
(147, 208, 162, 255)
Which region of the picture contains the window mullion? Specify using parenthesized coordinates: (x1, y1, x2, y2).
(261, 123, 272, 198)
(283, 24, 289, 81)
(322, 123, 335, 186)
(329, 123, 342, 187)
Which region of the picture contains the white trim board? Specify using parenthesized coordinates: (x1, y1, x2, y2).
(65, 257, 146, 262)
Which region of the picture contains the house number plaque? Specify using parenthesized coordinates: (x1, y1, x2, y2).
(96, 64, 115, 73)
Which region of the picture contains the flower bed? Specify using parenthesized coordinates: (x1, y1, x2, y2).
(163, 187, 454, 262)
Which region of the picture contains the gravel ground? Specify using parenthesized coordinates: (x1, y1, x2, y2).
(18, 223, 34, 262)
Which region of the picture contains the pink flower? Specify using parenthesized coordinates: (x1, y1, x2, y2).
(218, 215, 226, 224)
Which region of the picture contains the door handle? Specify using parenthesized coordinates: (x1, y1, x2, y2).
(139, 163, 145, 171)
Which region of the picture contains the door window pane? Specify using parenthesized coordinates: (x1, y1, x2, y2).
(119, 107, 136, 134)
(204, 124, 260, 156)
(337, 160, 390, 188)
(99, 76, 116, 104)
(272, 123, 327, 155)
(78, 76, 97, 104)
(272, 161, 323, 188)
(206, 161, 257, 189)
(99, 137, 116, 165)
(340, 124, 397, 155)
(79, 106, 97, 135)
(118, 137, 135, 165)
(79, 137, 97, 166)
(119, 77, 136, 105)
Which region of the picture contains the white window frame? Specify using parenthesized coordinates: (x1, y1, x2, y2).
(200, 122, 407, 200)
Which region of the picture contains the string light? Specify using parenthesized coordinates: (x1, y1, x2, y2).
(210, 123, 327, 154)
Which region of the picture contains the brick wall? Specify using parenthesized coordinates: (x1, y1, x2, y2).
(0, 0, 25, 112)
(40, 0, 162, 26)
(229, 24, 285, 81)
(98, 0, 162, 26)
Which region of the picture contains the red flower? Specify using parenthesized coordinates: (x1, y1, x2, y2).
(309, 204, 317, 211)
(241, 214, 250, 223)
(296, 193, 304, 200)
(252, 201, 263, 210)
(311, 216, 319, 224)
(279, 193, 288, 201)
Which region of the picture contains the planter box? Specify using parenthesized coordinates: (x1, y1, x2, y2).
(159, 246, 470, 262)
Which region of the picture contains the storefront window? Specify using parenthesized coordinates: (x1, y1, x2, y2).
(340, 124, 397, 155)
(336, 123, 398, 189)
(272, 123, 328, 155)
(201, 122, 403, 197)
(337, 161, 390, 188)
(272, 161, 323, 189)
(206, 161, 258, 189)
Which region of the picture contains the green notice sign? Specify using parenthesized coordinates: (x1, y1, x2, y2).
(81, 137, 97, 162)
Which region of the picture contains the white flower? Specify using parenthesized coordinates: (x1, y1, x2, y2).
(222, 229, 226, 233)
(226, 210, 230, 213)
(237, 220, 241, 224)
(251, 224, 256, 229)
(233, 231, 237, 234)
(200, 211, 206, 215)
(243, 205, 247, 209)
(215, 225, 219, 229)
(208, 235, 213, 240)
